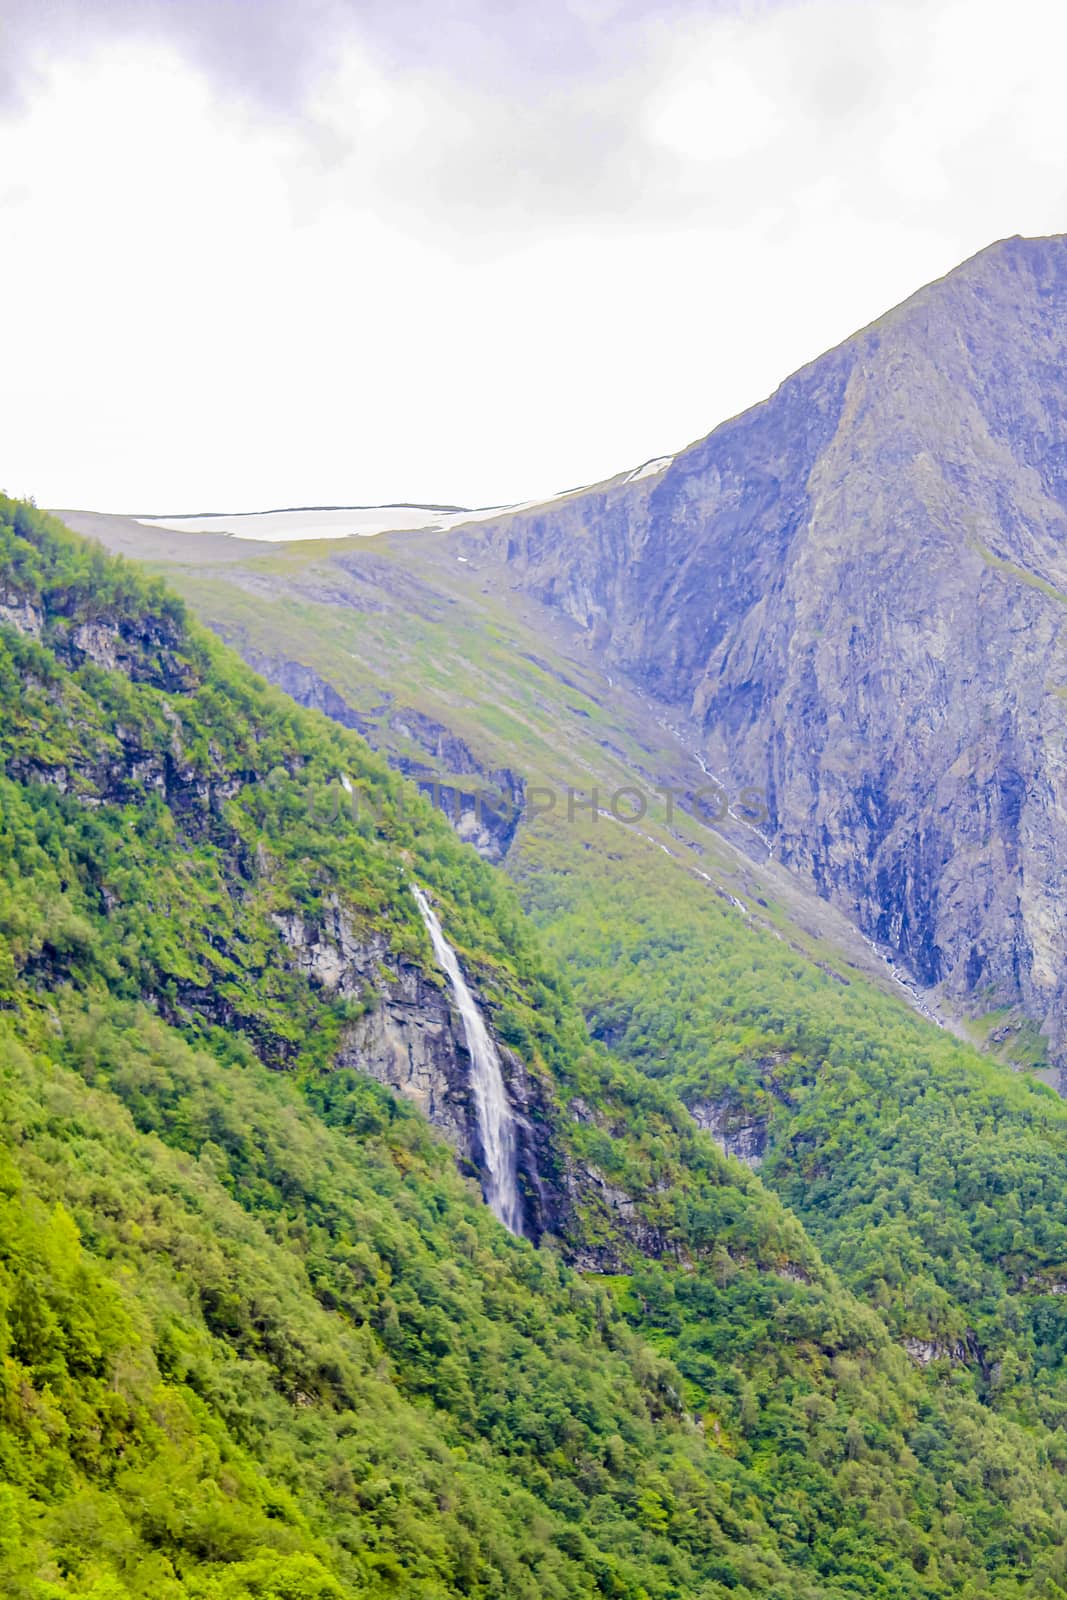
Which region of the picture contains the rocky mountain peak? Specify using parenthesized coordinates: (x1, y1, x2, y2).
(438, 234, 1067, 1059)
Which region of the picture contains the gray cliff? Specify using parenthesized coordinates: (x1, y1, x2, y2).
(443, 235, 1067, 1059)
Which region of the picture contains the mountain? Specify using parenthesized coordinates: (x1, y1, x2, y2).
(62, 233, 1067, 1070)
(27, 233, 1067, 1591)
(383, 233, 1058, 1061)
(441, 233, 1067, 1059)
(7, 498, 1067, 1597)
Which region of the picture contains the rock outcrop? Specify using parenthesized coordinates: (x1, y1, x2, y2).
(236, 649, 524, 862)
(271, 905, 559, 1240)
(0, 586, 43, 638)
(688, 1100, 767, 1169)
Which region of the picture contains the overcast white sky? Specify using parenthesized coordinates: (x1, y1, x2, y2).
(1, 0, 1065, 513)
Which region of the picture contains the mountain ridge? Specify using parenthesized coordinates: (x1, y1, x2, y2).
(409, 231, 1067, 1062)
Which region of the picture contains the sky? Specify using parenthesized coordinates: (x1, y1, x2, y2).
(1, 0, 1066, 514)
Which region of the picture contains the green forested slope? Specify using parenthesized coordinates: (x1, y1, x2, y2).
(520, 830, 1067, 1422)
(4, 496, 1067, 1598)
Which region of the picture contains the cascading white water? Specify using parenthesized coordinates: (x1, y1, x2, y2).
(411, 885, 525, 1236)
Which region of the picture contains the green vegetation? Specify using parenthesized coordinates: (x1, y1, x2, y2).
(958, 1007, 1052, 1075)
(6, 495, 1067, 1595)
(520, 828, 1067, 1421)
(972, 540, 1067, 606)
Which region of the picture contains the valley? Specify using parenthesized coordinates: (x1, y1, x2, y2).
(9, 235, 1067, 1599)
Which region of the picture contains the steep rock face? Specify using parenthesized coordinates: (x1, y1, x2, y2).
(562, 1166, 675, 1273)
(342, 958, 475, 1152)
(58, 612, 198, 692)
(0, 586, 43, 637)
(688, 1100, 767, 1169)
(445, 236, 1067, 1056)
(903, 1336, 973, 1368)
(237, 648, 524, 862)
(263, 906, 560, 1240)
(387, 706, 526, 863)
(0, 579, 193, 690)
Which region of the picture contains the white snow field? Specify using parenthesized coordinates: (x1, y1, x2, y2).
(134, 456, 675, 543)
(137, 497, 564, 543)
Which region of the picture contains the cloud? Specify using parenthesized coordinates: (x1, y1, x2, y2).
(0, 0, 658, 116)
(0, 0, 349, 112)
(0, 1, 813, 240)
(6, 0, 1066, 244)
(1, 0, 1066, 513)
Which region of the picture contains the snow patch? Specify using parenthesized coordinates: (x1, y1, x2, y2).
(625, 456, 673, 484)
(136, 480, 593, 544)
(138, 505, 485, 543)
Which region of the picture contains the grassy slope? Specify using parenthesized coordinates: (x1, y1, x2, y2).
(159, 538, 922, 995)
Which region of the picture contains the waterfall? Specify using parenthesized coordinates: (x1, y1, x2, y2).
(411, 885, 525, 1236)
